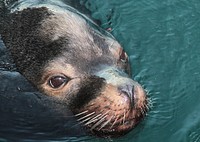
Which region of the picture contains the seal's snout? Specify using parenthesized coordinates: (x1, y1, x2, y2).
(69, 67, 148, 137)
(72, 77, 147, 137)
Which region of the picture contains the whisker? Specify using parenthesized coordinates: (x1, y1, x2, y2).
(145, 102, 153, 112)
(77, 112, 95, 121)
(85, 114, 102, 125)
(147, 98, 154, 108)
(144, 103, 149, 110)
(75, 110, 89, 117)
(141, 108, 145, 116)
(123, 109, 126, 125)
(110, 115, 119, 129)
(99, 115, 114, 131)
(100, 110, 110, 118)
(148, 102, 153, 109)
(90, 111, 110, 130)
(90, 114, 108, 130)
(79, 115, 95, 124)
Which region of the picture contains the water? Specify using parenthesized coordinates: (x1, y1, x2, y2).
(1, 0, 200, 141)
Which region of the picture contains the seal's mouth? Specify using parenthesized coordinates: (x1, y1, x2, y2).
(74, 83, 148, 137)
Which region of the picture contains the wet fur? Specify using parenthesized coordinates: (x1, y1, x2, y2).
(0, 3, 147, 137)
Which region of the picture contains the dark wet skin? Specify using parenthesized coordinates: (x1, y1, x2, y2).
(0, 3, 148, 138)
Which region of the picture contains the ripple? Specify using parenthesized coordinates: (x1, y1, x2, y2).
(1, 0, 200, 141)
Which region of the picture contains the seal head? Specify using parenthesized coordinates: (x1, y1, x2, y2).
(1, 6, 147, 137)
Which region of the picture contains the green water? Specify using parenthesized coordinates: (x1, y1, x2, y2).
(0, 0, 200, 142)
(84, 0, 200, 142)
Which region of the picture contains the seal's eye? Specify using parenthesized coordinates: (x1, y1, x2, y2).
(119, 49, 128, 63)
(48, 75, 68, 89)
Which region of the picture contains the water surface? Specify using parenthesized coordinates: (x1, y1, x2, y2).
(86, 1, 200, 142)
(1, 0, 200, 142)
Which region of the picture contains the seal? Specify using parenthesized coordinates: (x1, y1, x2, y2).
(0, 1, 147, 137)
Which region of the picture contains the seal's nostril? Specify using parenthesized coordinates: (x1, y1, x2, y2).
(131, 85, 134, 92)
(120, 85, 135, 106)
